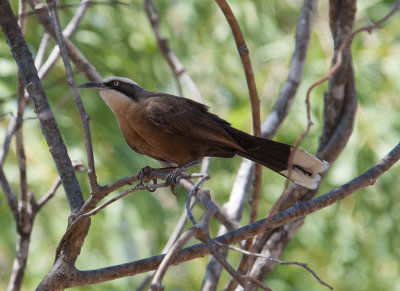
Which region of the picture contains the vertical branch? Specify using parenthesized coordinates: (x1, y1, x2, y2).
(261, 0, 318, 139)
(37, 0, 92, 80)
(0, 0, 84, 215)
(46, 0, 98, 191)
(214, 0, 262, 253)
(6, 3, 33, 289)
(144, 0, 203, 102)
(223, 1, 318, 290)
(243, 1, 360, 289)
(214, 0, 261, 136)
(16, 80, 28, 228)
(28, 0, 102, 82)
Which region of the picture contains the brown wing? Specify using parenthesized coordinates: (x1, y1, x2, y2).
(143, 94, 244, 151)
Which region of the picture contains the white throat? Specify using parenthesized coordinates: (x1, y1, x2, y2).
(98, 89, 132, 115)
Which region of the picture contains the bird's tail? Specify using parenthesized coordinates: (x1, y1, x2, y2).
(229, 129, 329, 189)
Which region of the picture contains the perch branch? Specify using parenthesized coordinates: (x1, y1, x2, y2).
(60, 142, 400, 287)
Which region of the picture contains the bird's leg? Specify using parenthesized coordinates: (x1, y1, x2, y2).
(166, 160, 202, 194)
(138, 166, 157, 192)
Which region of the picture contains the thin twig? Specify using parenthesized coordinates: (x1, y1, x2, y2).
(306, 0, 400, 123)
(213, 1, 263, 274)
(136, 197, 197, 291)
(37, 0, 91, 80)
(83, 182, 168, 218)
(34, 33, 50, 68)
(7, 6, 32, 290)
(28, 0, 103, 82)
(36, 177, 61, 210)
(223, 2, 319, 289)
(143, 0, 203, 102)
(216, 241, 333, 290)
(0, 167, 19, 222)
(185, 174, 210, 225)
(47, 0, 99, 192)
(282, 0, 400, 204)
(55, 181, 170, 260)
(0, 116, 18, 166)
(214, 0, 261, 136)
(35, 163, 85, 211)
(151, 228, 196, 289)
(61, 141, 400, 287)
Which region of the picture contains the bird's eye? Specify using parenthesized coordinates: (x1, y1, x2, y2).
(113, 81, 119, 86)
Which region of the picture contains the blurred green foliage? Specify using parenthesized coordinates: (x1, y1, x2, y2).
(1, 0, 400, 290)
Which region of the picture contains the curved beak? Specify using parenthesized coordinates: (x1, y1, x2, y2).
(78, 82, 107, 90)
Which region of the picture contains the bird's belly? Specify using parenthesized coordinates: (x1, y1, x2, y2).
(119, 119, 202, 165)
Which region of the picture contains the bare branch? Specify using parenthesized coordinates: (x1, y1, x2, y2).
(186, 174, 210, 225)
(0, 167, 19, 221)
(35, 163, 85, 211)
(28, 0, 102, 82)
(0, 114, 17, 165)
(83, 182, 168, 218)
(151, 228, 196, 290)
(34, 33, 50, 68)
(214, 0, 263, 235)
(37, 0, 92, 80)
(216, 241, 333, 290)
(36, 177, 61, 210)
(262, 0, 317, 138)
(55, 141, 400, 288)
(46, 0, 99, 192)
(0, 0, 84, 212)
(143, 0, 203, 102)
(214, 0, 261, 136)
(221, 2, 319, 290)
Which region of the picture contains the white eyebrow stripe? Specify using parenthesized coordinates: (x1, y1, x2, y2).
(103, 76, 143, 88)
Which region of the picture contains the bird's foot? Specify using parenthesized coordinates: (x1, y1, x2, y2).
(138, 166, 157, 192)
(166, 160, 202, 195)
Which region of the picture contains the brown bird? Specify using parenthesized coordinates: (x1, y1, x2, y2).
(79, 77, 329, 189)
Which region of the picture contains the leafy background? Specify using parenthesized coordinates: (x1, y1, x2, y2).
(1, 0, 399, 290)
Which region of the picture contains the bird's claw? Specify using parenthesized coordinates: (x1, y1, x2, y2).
(165, 160, 201, 195)
(138, 166, 157, 192)
(166, 168, 184, 195)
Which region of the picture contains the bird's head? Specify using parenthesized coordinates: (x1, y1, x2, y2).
(78, 77, 149, 111)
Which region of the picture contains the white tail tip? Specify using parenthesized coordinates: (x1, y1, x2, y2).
(280, 148, 329, 189)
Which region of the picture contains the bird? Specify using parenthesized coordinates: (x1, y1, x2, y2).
(78, 77, 329, 189)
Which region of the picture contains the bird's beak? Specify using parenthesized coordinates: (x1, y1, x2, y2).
(78, 82, 107, 90)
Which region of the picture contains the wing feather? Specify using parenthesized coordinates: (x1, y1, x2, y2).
(143, 95, 243, 151)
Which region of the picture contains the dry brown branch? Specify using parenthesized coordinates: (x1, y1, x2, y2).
(212, 6, 264, 288)
(151, 228, 196, 289)
(143, 0, 203, 102)
(240, 1, 358, 286)
(152, 183, 217, 289)
(214, 0, 263, 232)
(28, 0, 102, 82)
(0, 115, 18, 166)
(1, 0, 84, 213)
(137, 196, 198, 291)
(222, 2, 319, 289)
(46, 0, 99, 193)
(37, 0, 91, 80)
(242, 3, 400, 287)
(216, 241, 333, 290)
(185, 174, 210, 225)
(2, 0, 399, 289)
(40, 141, 400, 288)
